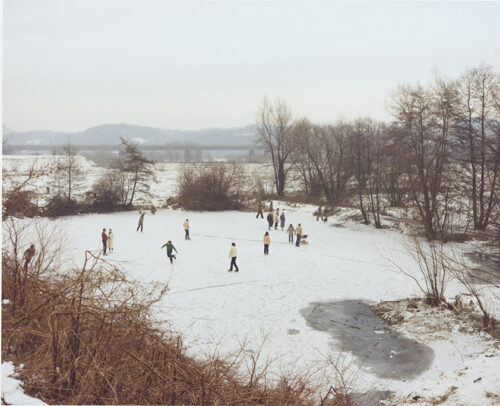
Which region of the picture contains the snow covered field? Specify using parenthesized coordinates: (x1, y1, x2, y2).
(2, 155, 280, 207)
(8, 205, 497, 404)
(2, 155, 499, 404)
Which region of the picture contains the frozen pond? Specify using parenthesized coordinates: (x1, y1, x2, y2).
(301, 300, 434, 380)
(5, 204, 485, 398)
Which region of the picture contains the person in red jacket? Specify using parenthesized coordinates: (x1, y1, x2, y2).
(101, 228, 108, 256)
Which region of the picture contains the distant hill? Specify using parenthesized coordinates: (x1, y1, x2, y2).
(2, 123, 259, 146)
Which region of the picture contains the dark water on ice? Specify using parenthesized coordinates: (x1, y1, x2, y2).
(300, 300, 434, 380)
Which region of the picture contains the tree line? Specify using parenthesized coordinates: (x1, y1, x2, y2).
(258, 65, 500, 240)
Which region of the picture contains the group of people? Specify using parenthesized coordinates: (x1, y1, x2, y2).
(96, 201, 312, 272)
(101, 228, 114, 255)
(257, 201, 306, 256)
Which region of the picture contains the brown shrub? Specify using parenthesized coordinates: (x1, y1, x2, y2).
(43, 195, 80, 217)
(2, 190, 40, 218)
(178, 162, 246, 211)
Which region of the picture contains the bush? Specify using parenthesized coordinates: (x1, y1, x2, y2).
(2, 190, 40, 218)
(44, 195, 79, 217)
(88, 172, 122, 211)
(178, 162, 246, 210)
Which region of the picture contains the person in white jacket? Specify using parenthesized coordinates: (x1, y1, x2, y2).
(108, 228, 114, 252)
(183, 219, 190, 240)
(228, 242, 239, 272)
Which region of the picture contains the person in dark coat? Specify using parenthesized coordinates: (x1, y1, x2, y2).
(23, 244, 36, 271)
(267, 212, 273, 230)
(316, 206, 322, 221)
(286, 224, 295, 243)
(137, 211, 145, 232)
(101, 228, 108, 256)
(280, 211, 286, 230)
(256, 201, 264, 218)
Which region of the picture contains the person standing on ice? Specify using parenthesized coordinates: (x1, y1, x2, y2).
(269, 201, 274, 212)
(263, 232, 270, 255)
(161, 240, 178, 264)
(137, 211, 145, 232)
(273, 209, 279, 230)
(256, 201, 263, 219)
(286, 224, 295, 243)
(280, 211, 286, 230)
(267, 212, 273, 230)
(183, 219, 190, 240)
(101, 228, 108, 255)
(228, 242, 239, 272)
(316, 206, 322, 221)
(108, 228, 114, 252)
(296, 224, 303, 247)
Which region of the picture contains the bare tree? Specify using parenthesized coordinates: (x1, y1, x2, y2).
(382, 124, 411, 207)
(52, 142, 84, 203)
(391, 82, 455, 240)
(290, 119, 323, 196)
(301, 123, 351, 204)
(392, 234, 450, 306)
(349, 119, 387, 228)
(257, 97, 295, 196)
(351, 120, 371, 224)
(455, 65, 500, 230)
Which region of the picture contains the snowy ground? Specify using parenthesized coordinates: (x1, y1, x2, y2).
(1, 362, 46, 405)
(5, 204, 497, 405)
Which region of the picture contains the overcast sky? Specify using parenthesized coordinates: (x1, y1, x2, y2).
(3, 0, 500, 132)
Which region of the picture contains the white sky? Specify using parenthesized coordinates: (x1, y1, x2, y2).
(3, 0, 500, 132)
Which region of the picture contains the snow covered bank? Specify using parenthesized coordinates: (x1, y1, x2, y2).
(1, 362, 46, 405)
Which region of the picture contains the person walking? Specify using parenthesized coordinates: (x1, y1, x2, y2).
(263, 231, 270, 255)
(228, 242, 239, 272)
(296, 224, 303, 247)
(137, 211, 145, 232)
(23, 244, 36, 271)
(316, 206, 322, 221)
(267, 212, 274, 230)
(161, 240, 178, 264)
(273, 209, 279, 230)
(183, 219, 190, 240)
(280, 211, 286, 230)
(286, 224, 296, 244)
(269, 201, 274, 212)
(108, 228, 114, 252)
(256, 201, 264, 218)
(101, 228, 108, 255)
